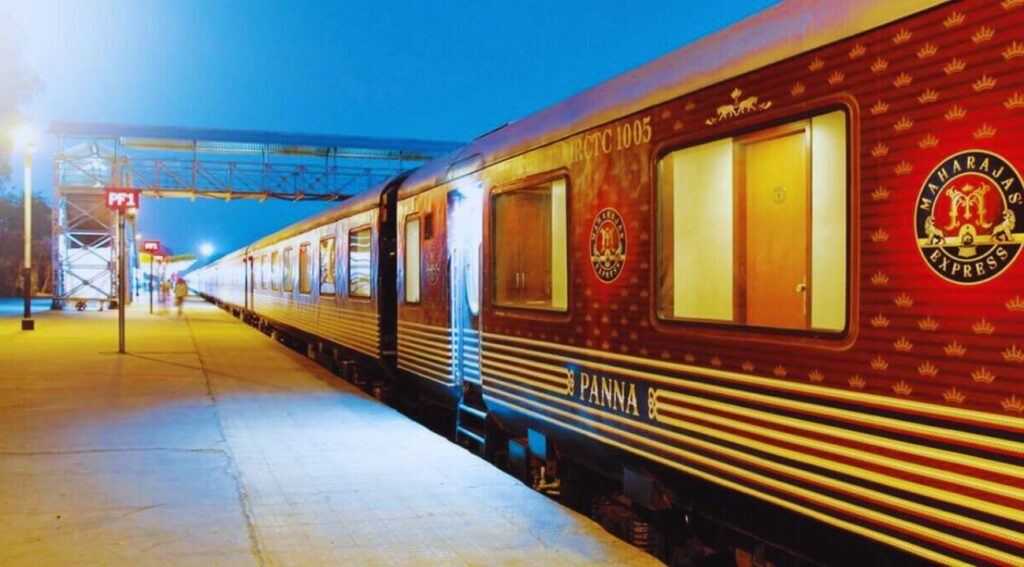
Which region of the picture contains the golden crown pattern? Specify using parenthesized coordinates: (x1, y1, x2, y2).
(892, 381, 913, 396)
(1004, 41, 1024, 59)
(893, 337, 914, 352)
(893, 72, 914, 88)
(918, 134, 940, 149)
(918, 361, 939, 377)
(1003, 344, 1024, 363)
(943, 387, 966, 404)
(1001, 395, 1024, 413)
(972, 318, 996, 335)
(944, 104, 967, 121)
(871, 356, 890, 371)
(943, 11, 966, 28)
(917, 43, 939, 59)
(944, 341, 966, 357)
(971, 367, 995, 384)
(971, 25, 995, 43)
(972, 74, 997, 92)
(973, 123, 997, 139)
(944, 58, 967, 75)
(871, 313, 891, 328)
(918, 89, 940, 104)
(1006, 296, 1024, 312)
(893, 116, 915, 132)
(918, 316, 939, 332)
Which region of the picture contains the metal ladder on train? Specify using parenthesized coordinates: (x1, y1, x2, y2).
(456, 382, 488, 457)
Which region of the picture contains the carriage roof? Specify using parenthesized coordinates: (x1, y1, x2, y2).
(400, 0, 945, 197)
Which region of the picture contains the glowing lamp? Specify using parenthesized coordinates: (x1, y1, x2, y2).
(9, 123, 38, 153)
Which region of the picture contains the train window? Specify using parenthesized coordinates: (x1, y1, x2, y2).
(348, 227, 372, 298)
(405, 216, 421, 304)
(656, 109, 848, 332)
(260, 255, 267, 290)
(492, 178, 568, 311)
(298, 243, 312, 295)
(319, 236, 336, 296)
(283, 247, 294, 292)
(270, 251, 279, 291)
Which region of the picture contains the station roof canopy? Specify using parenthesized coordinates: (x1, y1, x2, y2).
(50, 121, 463, 161)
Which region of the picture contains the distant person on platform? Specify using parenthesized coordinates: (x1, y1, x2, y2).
(174, 278, 189, 317)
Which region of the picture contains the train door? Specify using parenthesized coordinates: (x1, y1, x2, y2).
(740, 127, 809, 329)
(447, 185, 483, 386)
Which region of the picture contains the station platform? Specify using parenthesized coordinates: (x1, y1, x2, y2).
(0, 298, 659, 566)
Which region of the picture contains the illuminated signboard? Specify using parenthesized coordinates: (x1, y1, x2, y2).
(105, 188, 141, 211)
(142, 240, 161, 253)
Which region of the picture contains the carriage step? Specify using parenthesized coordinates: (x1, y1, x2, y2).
(457, 402, 487, 421)
(456, 425, 485, 445)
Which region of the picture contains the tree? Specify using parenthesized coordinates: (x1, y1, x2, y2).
(0, 193, 51, 295)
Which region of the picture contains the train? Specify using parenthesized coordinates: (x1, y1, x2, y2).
(191, 0, 1024, 564)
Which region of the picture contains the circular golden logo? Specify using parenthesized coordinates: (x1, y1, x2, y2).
(590, 208, 627, 283)
(915, 151, 1023, 284)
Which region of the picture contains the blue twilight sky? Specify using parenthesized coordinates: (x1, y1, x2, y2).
(4, 0, 776, 257)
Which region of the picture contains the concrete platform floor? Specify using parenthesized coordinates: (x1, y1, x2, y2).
(0, 298, 660, 566)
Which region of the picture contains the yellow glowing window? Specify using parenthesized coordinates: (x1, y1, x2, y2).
(404, 216, 421, 304)
(492, 178, 568, 311)
(283, 247, 293, 292)
(319, 236, 336, 296)
(260, 255, 268, 290)
(270, 251, 279, 291)
(656, 110, 848, 332)
(298, 243, 312, 295)
(348, 227, 372, 298)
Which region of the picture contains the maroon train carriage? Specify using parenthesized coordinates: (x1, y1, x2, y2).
(193, 0, 1024, 564)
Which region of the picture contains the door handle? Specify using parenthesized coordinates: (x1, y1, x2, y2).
(796, 280, 808, 316)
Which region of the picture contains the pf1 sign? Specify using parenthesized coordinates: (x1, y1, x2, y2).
(106, 188, 141, 211)
(142, 240, 161, 253)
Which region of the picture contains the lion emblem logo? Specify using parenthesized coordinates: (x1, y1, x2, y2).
(915, 151, 1023, 284)
(590, 208, 627, 283)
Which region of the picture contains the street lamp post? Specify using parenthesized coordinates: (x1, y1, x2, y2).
(23, 149, 33, 331)
(12, 124, 38, 331)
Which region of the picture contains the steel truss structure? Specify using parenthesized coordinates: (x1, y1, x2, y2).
(51, 122, 460, 308)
